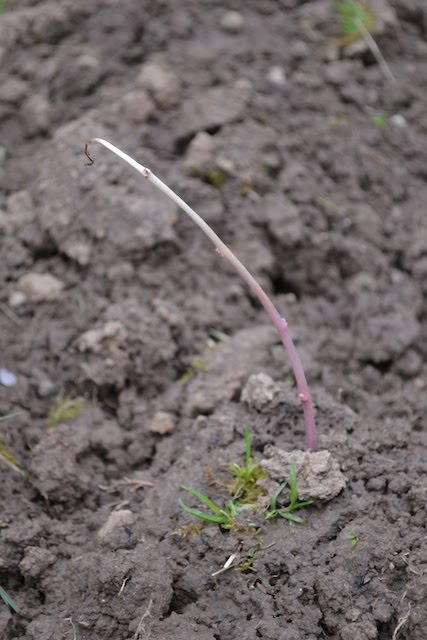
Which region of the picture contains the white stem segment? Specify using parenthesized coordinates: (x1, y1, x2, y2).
(85, 138, 318, 451)
(356, 18, 396, 84)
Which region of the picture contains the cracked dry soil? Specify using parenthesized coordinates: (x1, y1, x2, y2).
(0, 1, 426, 639)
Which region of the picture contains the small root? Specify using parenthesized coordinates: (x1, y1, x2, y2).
(84, 140, 95, 166)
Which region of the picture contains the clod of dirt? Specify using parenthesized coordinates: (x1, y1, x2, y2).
(137, 59, 181, 108)
(220, 10, 244, 34)
(149, 411, 175, 435)
(21, 94, 51, 136)
(12, 272, 64, 304)
(241, 372, 281, 411)
(177, 80, 253, 140)
(119, 88, 155, 124)
(60, 238, 92, 266)
(76, 321, 127, 354)
(19, 546, 56, 578)
(261, 446, 347, 502)
(183, 131, 216, 177)
(97, 510, 140, 549)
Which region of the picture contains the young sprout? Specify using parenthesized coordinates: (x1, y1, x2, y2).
(0, 585, 20, 614)
(229, 428, 266, 502)
(47, 394, 86, 428)
(179, 485, 238, 530)
(264, 463, 313, 523)
(0, 412, 25, 476)
(347, 532, 360, 549)
(85, 138, 318, 451)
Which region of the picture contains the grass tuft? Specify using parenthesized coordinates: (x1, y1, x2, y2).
(180, 486, 238, 530)
(264, 463, 314, 523)
(47, 394, 87, 428)
(229, 428, 267, 503)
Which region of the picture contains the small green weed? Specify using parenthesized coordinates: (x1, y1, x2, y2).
(264, 463, 314, 523)
(347, 532, 360, 549)
(47, 394, 86, 428)
(0, 585, 19, 614)
(371, 113, 390, 133)
(237, 550, 257, 573)
(315, 196, 343, 215)
(0, 412, 25, 475)
(206, 170, 226, 188)
(334, 0, 375, 45)
(180, 486, 238, 530)
(229, 428, 267, 502)
(0, 2, 7, 14)
(0, 436, 24, 475)
(179, 356, 210, 384)
(172, 522, 204, 538)
(327, 114, 347, 128)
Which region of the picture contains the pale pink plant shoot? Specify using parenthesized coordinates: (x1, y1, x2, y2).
(85, 138, 317, 451)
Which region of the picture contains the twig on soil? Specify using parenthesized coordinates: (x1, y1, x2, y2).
(64, 616, 77, 640)
(0, 303, 24, 326)
(133, 598, 153, 640)
(355, 18, 396, 84)
(211, 553, 239, 577)
(118, 576, 129, 596)
(392, 600, 411, 640)
(98, 477, 154, 494)
(84, 138, 318, 451)
(400, 552, 425, 576)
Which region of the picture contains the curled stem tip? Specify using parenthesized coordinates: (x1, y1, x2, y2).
(84, 139, 95, 166)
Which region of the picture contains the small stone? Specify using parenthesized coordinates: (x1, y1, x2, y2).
(177, 81, 252, 139)
(324, 61, 355, 86)
(107, 262, 134, 281)
(261, 447, 346, 502)
(389, 113, 408, 128)
(396, 349, 422, 377)
(0, 78, 28, 104)
(137, 61, 181, 108)
(76, 321, 127, 354)
(19, 547, 56, 578)
(15, 273, 64, 302)
(220, 10, 244, 33)
(37, 377, 56, 398)
(61, 240, 91, 266)
(149, 411, 175, 435)
(241, 373, 280, 411)
(97, 510, 134, 543)
(0, 368, 17, 387)
(183, 131, 216, 176)
(267, 66, 286, 87)
(120, 88, 155, 123)
(8, 291, 27, 308)
(21, 94, 50, 135)
(289, 41, 308, 60)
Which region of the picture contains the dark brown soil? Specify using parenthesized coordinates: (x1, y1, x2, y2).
(1, 1, 426, 639)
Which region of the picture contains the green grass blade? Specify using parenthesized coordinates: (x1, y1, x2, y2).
(0, 586, 20, 613)
(180, 486, 223, 517)
(0, 436, 25, 476)
(293, 499, 314, 510)
(271, 482, 286, 512)
(278, 511, 306, 524)
(0, 411, 23, 422)
(179, 500, 224, 524)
